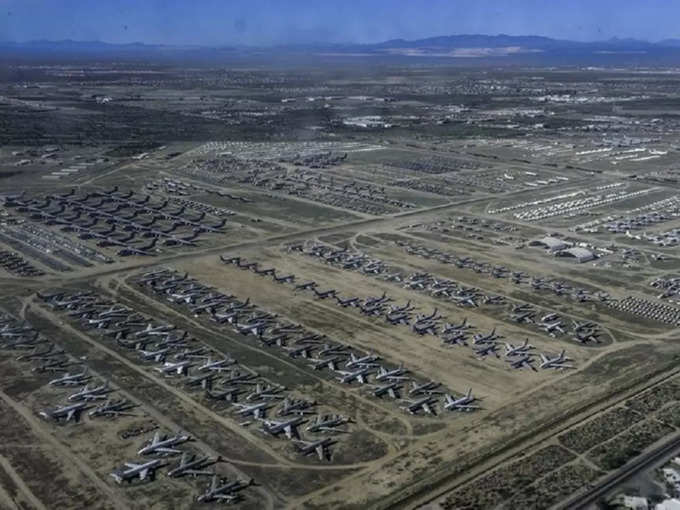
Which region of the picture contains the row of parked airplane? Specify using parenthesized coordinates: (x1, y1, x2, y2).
(110, 430, 252, 502)
(3, 186, 228, 257)
(287, 241, 594, 352)
(136, 268, 480, 416)
(1, 311, 256, 503)
(509, 303, 602, 343)
(38, 290, 350, 461)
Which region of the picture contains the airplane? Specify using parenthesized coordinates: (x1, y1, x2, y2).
(440, 318, 472, 334)
(510, 310, 535, 323)
(542, 321, 566, 336)
(507, 354, 537, 371)
(138, 431, 191, 456)
(473, 343, 500, 359)
(139, 347, 170, 363)
(272, 273, 295, 284)
(504, 339, 534, 357)
(16, 344, 64, 361)
(443, 389, 480, 412)
(450, 294, 478, 307)
(186, 373, 218, 390)
(345, 352, 381, 369)
(293, 438, 336, 461)
(67, 381, 113, 402)
(205, 387, 241, 402)
(277, 398, 316, 416)
(374, 364, 410, 382)
(134, 323, 175, 337)
(154, 360, 192, 375)
(246, 383, 285, 402)
(305, 415, 352, 433)
(233, 402, 270, 419)
(336, 366, 373, 384)
(370, 381, 402, 399)
(400, 396, 437, 415)
(198, 357, 237, 372)
(335, 295, 359, 308)
(260, 416, 305, 439)
(196, 474, 252, 503)
(539, 350, 575, 370)
(48, 368, 90, 387)
(89, 398, 137, 418)
(408, 381, 443, 396)
(39, 402, 88, 422)
(308, 356, 341, 371)
(110, 459, 162, 484)
(167, 452, 219, 478)
(472, 327, 500, 344)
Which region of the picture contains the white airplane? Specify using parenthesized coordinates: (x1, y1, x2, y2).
(504, 339, 533, 357)
(154, 360, 192, 375)
(542, 321, 565, 336)
(443, 388, 480, 412)
(233, 402, 270, 419)
(374, 364, 410, 382)
(39, 402, 88, 422)
(198, 357, 237, 372)
(539, 350, 574, 370)
(345, 352, 381, 369)
(400, 396, 437, 415)
(48, 368, 90, 386)
(196, 474, 251, 503)
(259, 416, 305, 439)
(336, 366, 372, 384)
(138, 431, 191, 456)
(110, 459, 162, 484)
(67, 381, 112, 402)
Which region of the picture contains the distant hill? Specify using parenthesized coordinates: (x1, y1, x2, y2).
(3, 34, 680, 63)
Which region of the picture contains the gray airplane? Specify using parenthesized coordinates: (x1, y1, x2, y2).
(260, 416, 305, 439)
(233, 401, 270, 419)
(409, 381, 443, 396)
(293, 438, 335, 461)
(110, 459, 162, 484)
(345, 352, 381, 369)
(371, 381, 402, 399)
(198, 357, 237, 372)
(89, 398, 137, 418)
(138, 431, 191, 456)
(154, 360, 192, 375)
(196, 474, 252, 503)
(305, 415, 352, 433)
(48, 368, 90, 387)
(539, 350, 574, 370)
(336, 366, 373, 384)
(39, 402, 88, 422)
(400, 396, 437, 415)
(374, 364, 410, 382)
(443, 389, 480, 412)
(168, 452, 218, 478)
(504, 339, 533, 357)
(67, 381, 112, 402)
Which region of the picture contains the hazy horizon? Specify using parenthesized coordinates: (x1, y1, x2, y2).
(1, 0, 680, 47)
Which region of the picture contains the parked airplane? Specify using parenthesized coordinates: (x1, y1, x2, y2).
(89, 398, 137, 418)
(370, 382, 402, 399)
(110, 459, 162, 484)
(409, 381, 443, 396)
(67, 381, 112, 401)
(336, 366, 372, 384)
(443, 389, 480, 412)
(400, 396, 437, 415)
(39, 402, 88, 422)
(138, 431, 191, 456)
(374, 364, 410, 382)
(198, 357, 237, 372)
(259, 416, 305, 439)
(539, 350, 574, 370)
(504, 339, 534, 357)
(305, 415, 352, 433)
(196, 474, 252, 503)
(293, 438, 335, 461)
(168, 452, 218, 478)
(48, 368, 90, 386)
(154, 360, 192, 375)
(233, 402, 270, 419)
(345, 352, 381, 369)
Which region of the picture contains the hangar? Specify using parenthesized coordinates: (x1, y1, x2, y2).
(529, 236, 571, 252)
(555, 247, 597, 263)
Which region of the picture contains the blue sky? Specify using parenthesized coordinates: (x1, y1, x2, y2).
(1, 0, 679, 46)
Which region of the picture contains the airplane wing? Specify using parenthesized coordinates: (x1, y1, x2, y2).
(357, 374, 366, 384)
(387, 387, 397, 399)
(254, 408, 264, 419)
(124, 462, 142, 469)
(315, 445, 324, 461)
(284, 425, 294, 440)
(139, 468, 150, 480)
(423, 402, 434, 415)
